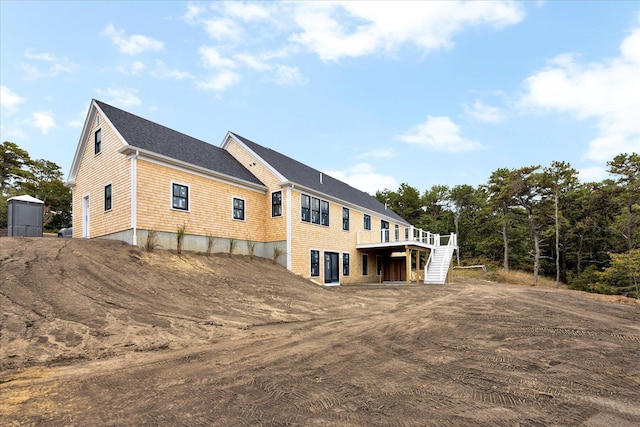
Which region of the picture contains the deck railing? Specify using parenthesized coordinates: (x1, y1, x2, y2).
(357, 226, 457, 247)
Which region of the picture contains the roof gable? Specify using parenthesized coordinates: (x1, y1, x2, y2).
(229, 133, 408, 224)
(91, 100, 263, 187)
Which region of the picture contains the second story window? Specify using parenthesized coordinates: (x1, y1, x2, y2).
(342, 207, 349, 231)
(233, 197, 245, 220)
(301, 194, 329, 227)
(311, 197, 320, 224)
(172, 183, 189, 210)
(301, 194, 310, 222)
(94, 129, 102, 154)
(320, 200, 329, 226)
(364, 214, 371, 230)
(272, 191, 282, 217)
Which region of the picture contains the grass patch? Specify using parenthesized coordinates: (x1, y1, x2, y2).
(453, 267, 563, 288)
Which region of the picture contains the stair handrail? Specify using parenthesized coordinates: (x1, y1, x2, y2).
(424, 250, 433, 279)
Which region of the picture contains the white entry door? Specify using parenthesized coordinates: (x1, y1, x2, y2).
(82, 195, 90, 238)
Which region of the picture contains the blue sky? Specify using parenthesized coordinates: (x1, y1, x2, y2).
(1, 1, 639, 195)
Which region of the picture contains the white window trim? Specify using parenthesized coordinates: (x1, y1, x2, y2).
(300, 193, 329, 227)
(271, 190, 282, 218)
(171, 182, 190, 212)
(94, 128, 102, 156)
(232, 196, 246, 221)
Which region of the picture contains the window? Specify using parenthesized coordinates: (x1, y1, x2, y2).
(395, 224, 399, 241)
(94, 129, 102, 154)
(364, 214, 371, 230)
(310, 250, 320, 277)
(311, 197, 320, 224)
(233, 197, 245, 220)
(272, 191, 282, 217)
(320, 200, 329, 226)
(104, 184, 112, 211)
(343, 253, 350, 276)
(172, 183, 188, 210)
(301, 194, 329, 227)
(381, 220, 389, 242)
(361, 254, 368, 276)
(301, 194, 310, 222)
(342, 207, 349, 231)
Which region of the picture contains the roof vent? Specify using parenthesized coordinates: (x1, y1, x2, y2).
(320, 172, 323, 184)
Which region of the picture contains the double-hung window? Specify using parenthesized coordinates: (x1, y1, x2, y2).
(301, 194, 329, 227)
(342, 207, 349, 231)
(362, 254, 368, 276)
(272, 191, 282, 217)
(311, 197, 320, 224)
(104, 184, 112, 211)
(301, 194, 311, 222)
(172, 183, 188, 210)
(364, 214, 371, 230)
(233, 197, 245, 220)
(343, 253, 350, 276)
(94, 129, 102, 154)
(320, 200, 329, 226)
(310, 250, 320, 277)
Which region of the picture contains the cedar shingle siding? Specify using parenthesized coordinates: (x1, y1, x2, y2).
(67, 99, 411, 285)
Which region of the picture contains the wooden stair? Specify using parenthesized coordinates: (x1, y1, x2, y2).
(424, 246, 456, 284)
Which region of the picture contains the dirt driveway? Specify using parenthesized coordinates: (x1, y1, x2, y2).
(1, 238, 639, 426)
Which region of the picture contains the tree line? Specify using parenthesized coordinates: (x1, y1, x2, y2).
(375, 153, 639, 297)
(2, 140, 637, 296)
(1, 141, 72, 231)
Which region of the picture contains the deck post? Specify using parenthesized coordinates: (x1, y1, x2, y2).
(406, 246, 411, 284)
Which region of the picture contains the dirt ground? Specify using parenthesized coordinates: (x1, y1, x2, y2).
(1, 237, 639, 426)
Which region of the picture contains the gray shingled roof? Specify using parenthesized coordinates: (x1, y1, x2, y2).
(95, 100, 264, 186)
(231, 133, 409, 224)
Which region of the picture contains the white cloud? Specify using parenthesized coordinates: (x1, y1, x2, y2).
(31, 111, 56, 135)
(183, 2, 206, 24)
(94, 87, 142, 108)
(21, 49, 74, 80)
(272, 65, 306, 86)
(102, 24, 164, 55)
(199, 46, 236, 69)
(196, 70, 241, 92)
(396, 116, 483, 152)
(203, 18, 242, 42)
(464, 100, 504, 123)
(357, 147, 396, 160)
(1, 86, 26, 111)
(24, 49, 57, 62)
(116, 61, 146, 75)
(290, 1, 524, 61)
(235, 53, 272, 71)
(224, 2, 271, 22)
(151, 60, 192, 80)
(325, 163, 399, 194)
(578, 166, 608, 183)
(520, 26, 640, 162)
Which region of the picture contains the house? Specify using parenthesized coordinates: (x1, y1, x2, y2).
(66, 99, 456, 285)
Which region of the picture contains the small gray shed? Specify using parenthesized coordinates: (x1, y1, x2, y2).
(7, 195, 44, 237)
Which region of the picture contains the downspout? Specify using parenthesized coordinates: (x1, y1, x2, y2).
(286, 186, 293, 270)
(131, 151, 138, 246)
